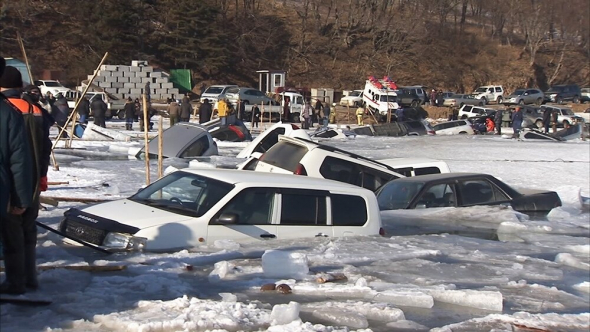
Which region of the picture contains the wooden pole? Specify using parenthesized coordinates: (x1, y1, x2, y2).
(158, 117, 163, 179)
(16, 32, 33, 85)
(143, 94, 151, 185)
(51, 52, 109, 153)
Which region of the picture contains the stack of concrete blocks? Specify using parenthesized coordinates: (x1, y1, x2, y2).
(88, 61, 179, 101)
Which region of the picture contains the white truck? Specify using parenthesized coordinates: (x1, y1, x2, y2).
(241, 91, 305, 122)
(362, 79, 400, 117)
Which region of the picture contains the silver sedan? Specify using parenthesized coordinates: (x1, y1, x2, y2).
(443, 94, 485, 107)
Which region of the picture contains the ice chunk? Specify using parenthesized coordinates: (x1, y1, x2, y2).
(270, 301, 301, 326)
(208, 261, 234, 282)
(214, 239, 240, 251)
(219, 293, 237, 302)
(429, 289, 503, 311)
(373, 289, 434, 308)
(386, 319, 429, 331)
(555, 253, 590, 270)
(262, 250, 309, 279)
(355, 277, 368, 287)
(573, 281, 590, 293)
(312, 308, 369, 329)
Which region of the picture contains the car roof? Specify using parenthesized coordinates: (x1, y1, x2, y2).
(389, 172, 492, 183)
(178, 168, 370, 192)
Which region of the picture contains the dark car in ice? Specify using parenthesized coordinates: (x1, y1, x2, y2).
(375, 173, 561, 216)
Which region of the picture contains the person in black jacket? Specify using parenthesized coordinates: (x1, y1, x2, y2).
(198, 98, 212, 124)
(124, 97, 135, 130)
(90, 97, 107, 128)
(494, 109, 503, 135)
(77, 95, 90, 124)
(180, 94, 192, 122)
(542, 107, 553, 134)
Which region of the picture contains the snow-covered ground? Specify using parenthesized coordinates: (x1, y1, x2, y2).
(1, 118, 589, 332)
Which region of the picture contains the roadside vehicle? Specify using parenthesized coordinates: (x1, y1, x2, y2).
(400, 86, 429, 104)
(225, 87, 274, 106)
(246, 136, 405, 191)
(58, 169, 384, 251)
(443, 94, 484, 107)
(458, 105, 496, 119)
(432, 119, 475, 135)
(472, 85, 504, 104)
(240, 91, 306, 123)
(377, 158, 451, 177)
(136, 122, 218, 159)
(200, 85, 238, 104)
(518, 106, 544, 129)
(504, 88, 544, 105)
(339, 90, 363, 107)
(66, 90, 126, 119)
(540, 105, 584, 127)
(544, 84, 581, 104)
(236, 122, 310, 159)
(34, 79, 71, 96)
(403, 119, 436, 135)
(574, 108, 590, 123)
(362, 78, 400, 116)
(581, 87, 590, 103)
(393, 89, 422, 107)
(375, 173, 561, 216)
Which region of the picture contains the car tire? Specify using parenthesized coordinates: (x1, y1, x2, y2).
(410, 100, 419, 108)
(556, 97, 563, 104)
(518, 99, 525, 105)
(535, 120, 543, 129)
(536, 98, 543, 105)
(573, 96, 579, 103)
(481, 97, 487, 105)
(461, 115, 467, 119)
(496, 96, 503, 104)
(563, 120, 570, 127)
(117, 110, 125, 120)
(290, 114, 300, 123)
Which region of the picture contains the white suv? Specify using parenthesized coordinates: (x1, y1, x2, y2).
(34, 79, 71, 96)
(339, 90, 363, 107)
(472, 85, 504, 105)
(242, 136, 407, 191)
(458, 105, 496, 119)
(200, 85, 238, 104)
(58, 169, 383, 251)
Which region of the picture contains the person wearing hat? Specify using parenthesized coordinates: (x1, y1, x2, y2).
(512, 106, 524, 139)
(198, 98, 212, 124)
(0, 63, 46, 294)
(167, 97, 180, 127)
(124, 97, 136, 130)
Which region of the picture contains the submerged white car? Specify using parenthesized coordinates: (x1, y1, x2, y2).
(59, 169, 383, 251)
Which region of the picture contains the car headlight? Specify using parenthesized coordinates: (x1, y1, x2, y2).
(103, 232, 147, 250)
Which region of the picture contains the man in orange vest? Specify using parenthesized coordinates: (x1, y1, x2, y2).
(0, 66, 52, 294)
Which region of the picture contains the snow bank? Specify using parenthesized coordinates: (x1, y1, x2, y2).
(373, 289, 434, 308)
(262, 250, 309, 279)
(428, 289, 503, 311)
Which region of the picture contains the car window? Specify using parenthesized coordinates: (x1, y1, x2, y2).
(462, 105, 473, 113)
(459, 180, 496, 205)
(260, 140, 307, 171)
(434, 122, 452, 130)
(562, 109, 574, 115)
(495, 87, 502, 92)
(415, 183, 455, 208)
(254, 128, 286, 153)
(351, 91, 362, 97)
(376, 181, 424, 210)
(414, 167, 442, 176)
(180, 136, 210, 158)
(280, 191, 327, 225)
(130, 171, 234, 217)
(205, 87, 224, 94)
(45, 81, 61, 87)
(226, 88, 239, 94)
(331, 194, 367, 226)
(475, 88, 486, 93)
(319, 156, 397, 191)
(214, 188, 274, 225)
(34, 80, 43, 86)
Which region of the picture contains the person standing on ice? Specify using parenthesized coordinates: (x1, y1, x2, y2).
(0, 63, 49, 295)
(512, 106, 523, 139)
(356, 105, 365, 125)
(124, 97, 136, 130)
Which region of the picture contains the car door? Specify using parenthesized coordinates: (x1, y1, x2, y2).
(410, 182, 457, 209)
(207, 187, 278, 242)
(275, 189, 333, 238)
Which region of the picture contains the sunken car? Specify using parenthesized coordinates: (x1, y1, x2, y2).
(59, 169, 383, 251)
(375, 173, 561, 216)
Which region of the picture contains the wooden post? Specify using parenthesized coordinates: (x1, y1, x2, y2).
(16, 32, 33, 88)
(158, 117, 163, 179)
(143, 94, 151, 185)
(387, 109, 392, 123)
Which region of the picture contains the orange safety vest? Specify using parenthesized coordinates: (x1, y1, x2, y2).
(7, 97, 43, 117)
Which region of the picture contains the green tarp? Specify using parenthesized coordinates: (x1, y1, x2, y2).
(170, 69, 192, 93)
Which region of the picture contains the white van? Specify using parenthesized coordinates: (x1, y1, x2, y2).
(200, 85, 238, 104)
(362, 79, 400, 115)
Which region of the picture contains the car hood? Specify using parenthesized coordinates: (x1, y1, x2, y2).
(81, 199, 194, 229)
(506, 94, 521, 98)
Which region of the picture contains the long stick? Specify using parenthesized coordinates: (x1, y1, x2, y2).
(16, 32, 33, 84)
(65, 52, 109, 148)
(143, 94, 151, 185)
(158, 117, 163, 179)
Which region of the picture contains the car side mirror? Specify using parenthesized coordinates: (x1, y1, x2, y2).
(216, 213, 239, 224)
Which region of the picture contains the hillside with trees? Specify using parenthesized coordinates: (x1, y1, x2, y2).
(1, 0, 588, 94)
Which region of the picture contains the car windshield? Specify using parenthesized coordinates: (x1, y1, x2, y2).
(513, 89, 525, 95)
(547, 86, 565, 93)
(450, 94, 462, 98)
(205, 87, 224, 94)
(562, 109, 574, 115)
(129, 171, 234, 217)
(45, 81, 62, 87)
(375, 181, 424, 210)
(474, 87, 487, 93)
(350, 91, 362, 97)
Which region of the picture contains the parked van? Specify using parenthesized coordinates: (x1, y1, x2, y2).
(200, 85, 238, 104)
(400, 86, 429, 105)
